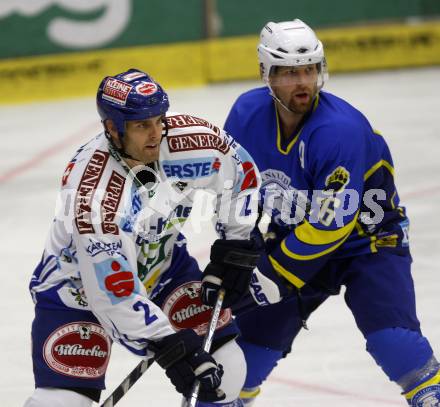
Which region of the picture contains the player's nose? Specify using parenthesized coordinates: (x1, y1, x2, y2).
(150, 123, 163, 140)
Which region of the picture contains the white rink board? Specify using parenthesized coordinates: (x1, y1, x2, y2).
(0, 67, 439, 406)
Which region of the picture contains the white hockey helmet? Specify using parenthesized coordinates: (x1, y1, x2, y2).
(258, 19, 328, 87)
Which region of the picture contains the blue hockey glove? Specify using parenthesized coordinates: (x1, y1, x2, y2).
(153, 329, 225, 402)
(201, 239, 261, 308)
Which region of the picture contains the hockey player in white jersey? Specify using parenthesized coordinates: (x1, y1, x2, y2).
(25, 69, 261, 407)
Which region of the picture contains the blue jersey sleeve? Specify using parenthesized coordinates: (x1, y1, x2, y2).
(224, 99, 243, 142)
(267, 121, 366, 288)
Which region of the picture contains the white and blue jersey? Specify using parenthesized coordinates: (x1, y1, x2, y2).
(29, 112, 260, 357)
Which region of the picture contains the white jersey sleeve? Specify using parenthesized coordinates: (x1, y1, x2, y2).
(212, 127, 260, 240)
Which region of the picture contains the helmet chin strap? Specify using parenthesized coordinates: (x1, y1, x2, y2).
(104, 131, 148, 164)
(117, 138, 145, 163)
(266, 80, 321, 116)
(269, 86, 297, 114)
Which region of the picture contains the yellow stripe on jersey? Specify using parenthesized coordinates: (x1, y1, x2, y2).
(355, 222, 366, 236)
(294, 215, 358, 245)
(239, 387, 261, 400)
(404, 370, 440, 401)
(390, 190, 397, 209)
(275, 108, 301, 155)
(275, 95, 320, 155)
(355, 222, 378, 253)
(268, 255, 305, 288)
(370, 235, 378, 253)
(280, 224, 354, 261)
(364, 159, 394, 181)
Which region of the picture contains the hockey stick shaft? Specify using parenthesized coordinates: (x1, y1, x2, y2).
(182, 288, 226, 407)
(101, 289, 225, 407)
(100, 357, 154, 407)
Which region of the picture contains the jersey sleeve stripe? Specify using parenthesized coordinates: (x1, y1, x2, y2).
(364, 159, 394, 181)
(294, 215, 358, 245)
(280, 229, 352, 261)
(268, 255, 305, 288)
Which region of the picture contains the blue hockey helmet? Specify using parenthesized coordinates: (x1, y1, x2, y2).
(96, 68, 169, 137)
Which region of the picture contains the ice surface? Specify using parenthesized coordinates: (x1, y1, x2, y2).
(1, 67, 439, 406)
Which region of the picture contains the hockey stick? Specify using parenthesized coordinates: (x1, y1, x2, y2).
(182, 288, 226, 407)
(100, 357, 154, 407)
(100, 289, 226, 407)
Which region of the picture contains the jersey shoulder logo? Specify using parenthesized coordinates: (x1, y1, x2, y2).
(324, 166, 350, 193)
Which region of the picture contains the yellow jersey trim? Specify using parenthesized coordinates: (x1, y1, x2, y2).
(390, 190, 397, 209)
(369, 235, 378, 253)
(355, 222, 366, 236)
(275, 108, 301, 155)
(356, 221, 378, 253)
(268, 256, 305, 288)
(404, 370, 440, 400)
(239, 387, 261, 399)
(364, 159, 394, 181)
(280, 214, 357, 261)
(294, 215, 358, 245)
(275, 95, 319, 155)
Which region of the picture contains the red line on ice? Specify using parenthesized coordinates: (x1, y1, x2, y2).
(0, 122, 99, 184)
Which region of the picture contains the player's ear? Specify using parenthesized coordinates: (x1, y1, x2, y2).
(259, 63, 265, 80)
(105, 119, 121, 148)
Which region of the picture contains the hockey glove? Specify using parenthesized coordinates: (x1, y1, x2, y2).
(249, 252, 293, 306)
(201, 239, 261, 308)
(153, 329, 225, 402)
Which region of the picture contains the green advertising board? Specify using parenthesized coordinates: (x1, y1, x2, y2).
(0, 0, 204, 58)
(2, 0, 439, 59)
(216, 0, 440, 36)
(0, 0, 439, 104)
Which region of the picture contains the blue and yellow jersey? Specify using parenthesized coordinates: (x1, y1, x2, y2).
(225, 87, 410, 288)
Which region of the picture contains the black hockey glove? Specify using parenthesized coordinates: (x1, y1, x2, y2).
(201, 239, 261, 308)
(153, 329, 225, 402)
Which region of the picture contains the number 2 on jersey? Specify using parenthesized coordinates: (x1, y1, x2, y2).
(133, 301, 158, 325)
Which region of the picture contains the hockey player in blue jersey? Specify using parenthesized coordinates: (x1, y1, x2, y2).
(200, 19, 440, 406)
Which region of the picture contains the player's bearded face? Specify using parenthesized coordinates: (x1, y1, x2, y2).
(270, 64, 319, 114)
(122, 116, 163, 165)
